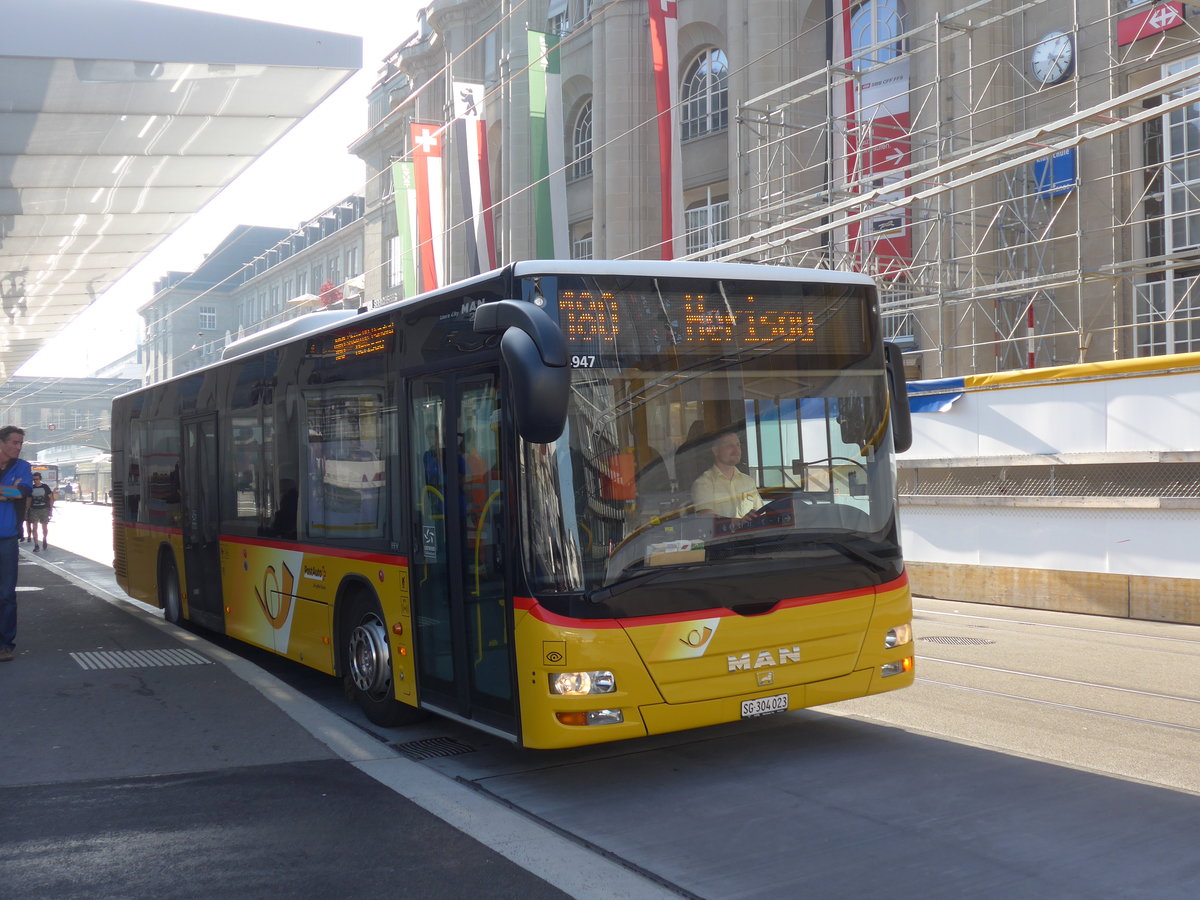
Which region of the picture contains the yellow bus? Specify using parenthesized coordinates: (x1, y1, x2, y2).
(111, 261, 915, 749)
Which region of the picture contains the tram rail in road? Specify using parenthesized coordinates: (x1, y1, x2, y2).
(35, 500, 1200, 900)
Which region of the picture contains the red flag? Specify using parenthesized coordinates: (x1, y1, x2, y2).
(411, 122, 446, 291)
(649, 0, 682, 259)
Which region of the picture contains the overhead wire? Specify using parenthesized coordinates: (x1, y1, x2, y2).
(13, 0, 1200, 399)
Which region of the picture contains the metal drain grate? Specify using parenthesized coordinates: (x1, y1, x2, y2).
(393, 736, 476, 761)
(919, 635, 996, 646)
(70, 648, 214, 670)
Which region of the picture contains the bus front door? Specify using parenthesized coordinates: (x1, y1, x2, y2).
(180, 414, 225, 631)
(409, 370, 516, 738)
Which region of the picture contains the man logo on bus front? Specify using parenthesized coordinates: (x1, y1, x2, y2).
(728, 646, 801, 672)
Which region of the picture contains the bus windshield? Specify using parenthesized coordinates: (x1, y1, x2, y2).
(520, 274, 901, 618)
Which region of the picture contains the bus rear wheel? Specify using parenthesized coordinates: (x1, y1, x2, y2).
(342, 595, 424, 727)
(159, 555, 182, 625)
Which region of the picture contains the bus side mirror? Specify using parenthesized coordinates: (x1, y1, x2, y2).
(885, 342, 912, 453)
(474, 300, 569, 443)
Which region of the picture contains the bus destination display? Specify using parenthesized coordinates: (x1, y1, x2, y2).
(558, 286, 868, 364)
(306, 322, 395, 361)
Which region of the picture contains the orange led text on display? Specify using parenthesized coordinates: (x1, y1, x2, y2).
(332, 324, 394, 360)
(682, 295, 816, 344)
(560, 291, 620, 343)
(307, 323, 395, 360)
(559, 291, 817, 346)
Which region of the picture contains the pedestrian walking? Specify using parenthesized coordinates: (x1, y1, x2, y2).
(17, 488, 30, 542)
(27, 470, 54, 551)
(0, 425, 33, 662)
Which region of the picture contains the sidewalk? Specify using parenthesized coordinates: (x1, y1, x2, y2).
(0, 545, 670, 899)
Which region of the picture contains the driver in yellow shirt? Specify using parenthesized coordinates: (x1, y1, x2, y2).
(691, 431, 763, 524)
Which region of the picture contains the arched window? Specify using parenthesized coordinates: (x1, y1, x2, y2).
(682, 48, 728, 140)
(571, 99, 593, 180)
(850, 0, 905, 70)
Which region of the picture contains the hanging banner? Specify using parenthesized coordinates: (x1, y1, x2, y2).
(649, 0, 682, 259)
(839, 1, 912, 279)
(390, 160, 418, 296)
(410, 121, 446, 292)
(452, 81, 497, 275)
(528, 30, 568, 258)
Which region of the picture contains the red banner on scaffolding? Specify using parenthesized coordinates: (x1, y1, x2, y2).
(1117, 2, 1184, 46)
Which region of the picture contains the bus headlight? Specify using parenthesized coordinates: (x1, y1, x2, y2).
(881, 657, 914, 678)
(549, 670, 617, 695)
(884, 623, 913, 649)
(555, 708, 625, 726)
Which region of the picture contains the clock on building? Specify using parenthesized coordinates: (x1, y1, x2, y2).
(1031, 31, 1074, 85)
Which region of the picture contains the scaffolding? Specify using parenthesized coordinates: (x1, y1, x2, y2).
(725, 0, 1200, 378)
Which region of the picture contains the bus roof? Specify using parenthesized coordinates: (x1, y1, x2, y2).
(116, 262, 876, 399)
(220, 309, 359, 362)
(511, 259, 877, 286)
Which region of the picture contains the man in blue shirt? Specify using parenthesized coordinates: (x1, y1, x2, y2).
(0, 425, 33, 661)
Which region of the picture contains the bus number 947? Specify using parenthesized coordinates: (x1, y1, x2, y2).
(571, 355, 597, 368)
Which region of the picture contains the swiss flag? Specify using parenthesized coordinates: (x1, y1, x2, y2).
(410, 123, 446, 291)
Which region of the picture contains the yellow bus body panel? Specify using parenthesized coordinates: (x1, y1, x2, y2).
(120, 520, 911, 749)
(117, 527, 417, 704)
(115, 525, 184, 610)
(515, 576, 914, 750)
(217, 539, 416, 699)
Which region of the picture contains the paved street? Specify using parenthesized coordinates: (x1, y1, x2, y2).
(8, 501, 1200, 899)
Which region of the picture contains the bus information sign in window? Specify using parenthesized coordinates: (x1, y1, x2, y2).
(305, 323, 395, 361)
(557, 283, 870, 365)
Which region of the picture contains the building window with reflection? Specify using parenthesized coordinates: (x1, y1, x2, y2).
(682, 48, 728, 140)
(548, 0, 568, 36)
(684, 196, 729, 258)
(571, 229, 593, 260)
(571, 99, 593, 180)
(850, 0, 906, 70)
(1137, 56, 1200, 356)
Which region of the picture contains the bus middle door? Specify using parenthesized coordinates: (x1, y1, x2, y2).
(409, 369, 516, 737)
(180, 414, 225, 631)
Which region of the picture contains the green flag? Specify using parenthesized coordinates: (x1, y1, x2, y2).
(528, 30, 567, 258)
(391, 160, 418, 296)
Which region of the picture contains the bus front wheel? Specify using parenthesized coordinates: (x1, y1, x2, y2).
(342, 595, 424, 727)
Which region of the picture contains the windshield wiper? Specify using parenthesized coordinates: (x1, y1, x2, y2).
(810, 535, 892, 572)
(709, 530, 894, 573)
(590, 561, 712, 602)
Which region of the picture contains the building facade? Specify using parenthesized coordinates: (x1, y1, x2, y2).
(350, 0, 1200, 379)
(0, 376, 132, 469)
(139, 198, 365, 383)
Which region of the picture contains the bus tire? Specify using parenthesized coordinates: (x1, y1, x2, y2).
(342, 593, 425, 727)
(159, 553, 183, 625)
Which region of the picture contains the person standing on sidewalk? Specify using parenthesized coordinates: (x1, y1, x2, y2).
(0, 425, 32, 662)
(27, 470, 54, 552)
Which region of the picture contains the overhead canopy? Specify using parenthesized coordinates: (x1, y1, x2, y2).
(0, 0, 362, 383)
